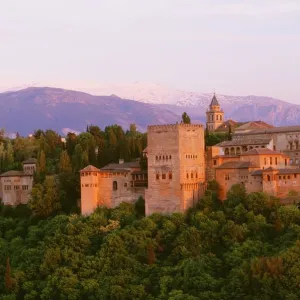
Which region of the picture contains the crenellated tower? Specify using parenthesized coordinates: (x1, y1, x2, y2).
(206, 94, 224, 132)
(145, 123, 206, 215)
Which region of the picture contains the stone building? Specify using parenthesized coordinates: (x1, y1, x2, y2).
(80, 160, 146, 215)
(0, 158, 37, 205)
(206, 94, 224, 132)
(145, 124, 206, 215)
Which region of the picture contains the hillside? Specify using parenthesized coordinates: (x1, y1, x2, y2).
(1, 85, 300, 135)
(0, 87, 180, 135)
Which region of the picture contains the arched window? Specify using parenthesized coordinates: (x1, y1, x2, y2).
(191, 173, 194, 179)
(236, 147, 241, 155)
(186, 173, 189, 179)
(169, 172, 172, 180)
(220, 115, 222, 121)
(113, 181, 118, 190)
(225, 148, 229, 155)
(230, 147, 235, 155)
(169, 155, 172, 159)
(163, 155, 165, 160)
(216, 115, 219, 120)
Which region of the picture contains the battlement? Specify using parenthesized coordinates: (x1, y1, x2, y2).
(148, 123, 204, 132)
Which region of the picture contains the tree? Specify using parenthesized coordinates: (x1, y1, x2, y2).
(37, 150, 46, 174)
(59, 150, 72, 173)
(5, 257, 13, 291)
(181, 112, 191, 124)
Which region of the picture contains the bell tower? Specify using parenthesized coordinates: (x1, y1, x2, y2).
(206, 93, 224, 132)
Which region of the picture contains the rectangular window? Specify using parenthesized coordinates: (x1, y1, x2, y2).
(22, 185, 28, 191)
(294, 174, 297, 179)
(14, 185, 20, 190)
(270, 157, 272, 165)
(162, 174, 166, 179)
(169, 173, 172, 180)
(156, 174, 159, 180)
(275, 157, 278, 165)
(264, 158, 267, 165)
(225, 174, 229, 180)
(213, 160, 217, 166)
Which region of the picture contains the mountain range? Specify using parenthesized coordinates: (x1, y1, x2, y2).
(0, 83, 300, 136)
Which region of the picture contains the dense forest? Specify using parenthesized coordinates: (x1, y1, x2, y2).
(1, 185, 300, 299)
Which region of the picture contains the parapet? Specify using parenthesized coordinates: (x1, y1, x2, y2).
(148, 123, 204, 132)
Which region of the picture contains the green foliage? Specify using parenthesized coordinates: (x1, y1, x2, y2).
(181, 112, 191, 124)
(0, 187, 300, 299)
(205, 132, 229, 146)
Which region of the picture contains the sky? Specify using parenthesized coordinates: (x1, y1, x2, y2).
(1, 0, 300, 103)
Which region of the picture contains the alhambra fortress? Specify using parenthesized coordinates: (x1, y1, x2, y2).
(80, 95, 300, 215)
(2, 94, 300, 215)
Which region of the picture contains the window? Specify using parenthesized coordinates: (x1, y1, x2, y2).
(270, 157, 273, 165)
(264, 158, 267, 165)
(156, 174, 159, 180)
(213, 160, 217, 166)
(267, 175, 271, 181)
(22, 185, 28, 191)
(283, 176, 286, 180)
(14, 185, 20, 190)
(113, 181, 118, 190)
(191, 173, 194, 179)
(275, 157, 278, 165)
(163, 155, 165, 160)
(156, 156, 158, 160)
(169, 172, 172, 180)
(285, 159, 287, 166)
(162, 174, 166, 179)
(4, 185, 11, 191)
(220, 115, 222, 121)
(186, 173, 189, 179)
(169, 155, 172, 159)
(196, 173, 198, 178)
(124, 183, 127, 188)
(289, 141, 293, 150)
(279, 176, 281, 180)
(294, 174, 297, 179)
(216, 115, 219, 120)
(273, 145, 276, 150)
(225, 174, 229, 180)
(288, 176, 290, 179)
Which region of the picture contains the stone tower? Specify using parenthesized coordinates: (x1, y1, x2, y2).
(206, 94, 224, 132)
(145, 123, 206, 216)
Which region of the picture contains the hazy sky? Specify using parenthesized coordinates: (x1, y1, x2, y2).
(1, 0, 300, 103)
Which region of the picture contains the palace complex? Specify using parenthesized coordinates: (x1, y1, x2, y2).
(79, 94, 300, 215)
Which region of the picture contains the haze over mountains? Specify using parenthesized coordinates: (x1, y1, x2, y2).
(0, 83, 300, 136)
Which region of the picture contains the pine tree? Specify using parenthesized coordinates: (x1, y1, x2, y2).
(37, 150, 46, 174)
(181, 112, 191, 124)
(59, 150, 72, 173)
(5, 257, 12, 291)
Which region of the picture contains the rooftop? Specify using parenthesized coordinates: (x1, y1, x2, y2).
(210, 94, 220, 106)
(235, 121, 273, 131)
(234, 125, 300, 136)
(80, 165, 101, 172)
(216, 161, 257, 169)
(217, 138, 272, 147)
(0, 170, 26, 177)
(23, 158, 37, 164)
(101, 161, 140, 170)
(240, 148, 283, 156)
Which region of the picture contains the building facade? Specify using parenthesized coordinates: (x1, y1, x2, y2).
(145, 124, 206, 215)
(0, 158, 37, 205)
(206, 94, 224, 132)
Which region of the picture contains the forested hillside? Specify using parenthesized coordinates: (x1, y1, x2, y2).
(1, 185, 300, 299)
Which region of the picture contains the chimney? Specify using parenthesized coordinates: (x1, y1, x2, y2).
(119, 159, 124, 164)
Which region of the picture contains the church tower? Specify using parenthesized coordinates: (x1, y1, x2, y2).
(206, 93, 224, 132)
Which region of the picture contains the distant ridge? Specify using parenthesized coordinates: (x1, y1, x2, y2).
(0, 86, 300, 135)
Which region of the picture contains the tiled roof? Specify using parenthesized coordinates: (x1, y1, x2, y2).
(235, 121, 273, 131)
(217, 138, 272, 147)
(23, 158, 37, 164)
(251, 170, 263, 176)
(240, 148, 282, 156)
(216, 161, 257, 169)
(0, 170, 25, 177)
(80, 165, 101, 172)
(251, 167, 300, 176)
(101, 161, 140, 170)
(210, 94, 220, 106)
(234, 125, 300, 136)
